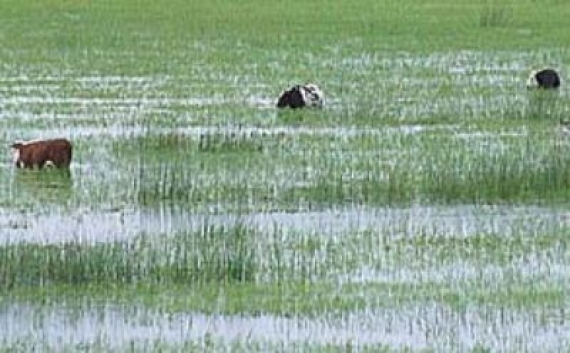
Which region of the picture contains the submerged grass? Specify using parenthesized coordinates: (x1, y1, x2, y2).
(0, 340, 430, 353)
(128, 130, 570, 209)
(1, 0, 570, 348)
(113, 131, 270, 155)
(388, 228, 570, 265)
(2, 212, 567, 313)
(4, 278, 565, 316)
(1, 169, 74, 208)
(0, 223, 257, 288)
(292, 162, 570, 207)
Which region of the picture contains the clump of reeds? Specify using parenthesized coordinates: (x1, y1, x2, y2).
(283, 136, 570, 206)
(0, 222, 257, 289)
(114, 129, 289, 158)
(198, 130, 268, 153)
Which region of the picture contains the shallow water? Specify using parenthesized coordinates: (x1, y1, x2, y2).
(1, 302, 569, 351)
(1, 49, 568, 132)
(4, 123, 445, 141)
(339, 258, 570, 287)
(0, 204, 565, 245)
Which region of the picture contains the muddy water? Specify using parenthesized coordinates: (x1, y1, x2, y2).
(1, 302, 569, 351)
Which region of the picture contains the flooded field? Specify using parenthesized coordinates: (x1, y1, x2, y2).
(0, 204, 567, 245)
(2, 303, 570, 352)
(2, 0, 570, 351)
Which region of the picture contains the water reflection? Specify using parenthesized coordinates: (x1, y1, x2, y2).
(0, 302, 568, 351)
(0, 203, 566, 245)
(527, 89, 563, 119)
(11, 168, 73, 205)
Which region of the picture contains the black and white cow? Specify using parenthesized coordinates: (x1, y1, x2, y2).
(276, 83, 324, 109)
(526, 68, 561, 90)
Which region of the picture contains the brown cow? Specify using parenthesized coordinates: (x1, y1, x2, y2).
(10, 138, 73, 169)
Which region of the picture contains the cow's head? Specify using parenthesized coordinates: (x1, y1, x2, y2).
(10, 142, 24, 150)
(9, 142, 23, 165)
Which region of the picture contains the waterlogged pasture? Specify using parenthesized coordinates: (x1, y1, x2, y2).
(1, 0, 570, 351)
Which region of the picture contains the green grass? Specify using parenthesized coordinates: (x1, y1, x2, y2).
(0, 341, 427, 353)
(3, 0, 570, 56)
(113, 130, 279, 156)
(386, 228, 570, 265)
(2, 219, 567, 313)
(3, 280, 565, 317)
(1, 168, 74, 208)
(0, 223, 257, 287)
(116, 130, 570, 210)
(479, 1, 514, 28)
(1, 0, 570, 350)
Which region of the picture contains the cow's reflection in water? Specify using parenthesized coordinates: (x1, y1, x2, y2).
(12, 164, 74, 205)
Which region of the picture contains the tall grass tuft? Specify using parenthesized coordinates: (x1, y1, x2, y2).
(197, 131, 265, 153)
(422, 139, 570, 204)
(135, 162, 275, 207)
(114, 131, 267, 158)
(284, 137, 570, 207)
(0, 223, 257, 289)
